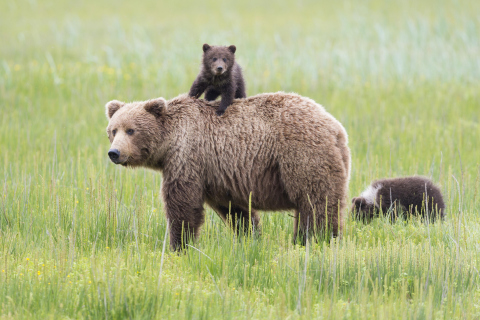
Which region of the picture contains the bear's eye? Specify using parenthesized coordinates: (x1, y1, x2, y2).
(112, 129, 117, 136)
(223, 58, 226, 62)
(212, 58, 217, 62)
(126, 129, 134, 136)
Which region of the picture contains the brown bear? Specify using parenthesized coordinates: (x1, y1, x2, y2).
(188, 44, 246, 116)
(105, 93, 350, 251)
(352, 176, 445, 222)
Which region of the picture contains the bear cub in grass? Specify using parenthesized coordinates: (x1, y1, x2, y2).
(189, 43, 246, 116)
(352, 176, 445, 222)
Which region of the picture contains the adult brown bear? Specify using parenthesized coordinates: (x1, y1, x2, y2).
(105, 93, 350, 250)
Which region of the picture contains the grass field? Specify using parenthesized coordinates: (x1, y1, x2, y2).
(1, 0, 480, 318)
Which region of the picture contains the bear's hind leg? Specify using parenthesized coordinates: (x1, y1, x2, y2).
(293, 196, 342, 245)
(292, 207, 315, 246)
(210, 203, 261, 236)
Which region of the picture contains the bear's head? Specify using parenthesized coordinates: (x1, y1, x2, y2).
(351, 197, 377, 222)
(105, 97, 168, 168)
(202, 43, 236, 76)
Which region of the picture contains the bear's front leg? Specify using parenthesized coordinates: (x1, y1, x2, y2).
(188, 77, 209, 99)
(217, 86, 234, 116)
(162, 180, 205, 251)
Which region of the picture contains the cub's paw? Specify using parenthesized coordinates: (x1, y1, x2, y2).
(216, 109, 226, 116)
(188, 93, 200, 99)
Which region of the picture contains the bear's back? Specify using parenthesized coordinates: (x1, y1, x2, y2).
(166, 92, 350, 182)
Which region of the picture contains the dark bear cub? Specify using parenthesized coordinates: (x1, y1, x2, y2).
(352, 176, 445, 222)
(189, 43, 246, 116)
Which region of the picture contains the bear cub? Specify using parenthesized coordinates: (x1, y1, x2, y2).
(189, 43, 246, 116)
(352, 176, 445, 222)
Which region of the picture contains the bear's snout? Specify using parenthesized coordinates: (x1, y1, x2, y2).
(213, 66, 225, 75)
(108, 149, 121, 163)
(211, 62, 226, 75)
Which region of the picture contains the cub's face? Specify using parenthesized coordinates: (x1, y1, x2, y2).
(105, 98, 166, 168)
(351, 197, 377, 222)
(202, 44, 236, 76)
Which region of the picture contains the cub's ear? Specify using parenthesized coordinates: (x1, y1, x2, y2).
(105, 100, 125, 119)
(353, 197, 366, 208)
(228, 45, 236, 54)
(202, 43, 211, 52)
(353, 197, 367, 210)
(144, 97, 167, 118)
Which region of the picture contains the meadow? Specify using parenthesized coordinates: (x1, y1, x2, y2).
(1, 0, 480, 318)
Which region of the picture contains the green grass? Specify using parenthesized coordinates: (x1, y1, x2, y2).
(1, 0, 480, 318)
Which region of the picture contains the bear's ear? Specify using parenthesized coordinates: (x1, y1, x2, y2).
(353, 197, 366, 208)
(105, 100, 125, 119)
(202, 44, 211, 52)
(228, 45, 236, 54)
(144, 97, 167, 118)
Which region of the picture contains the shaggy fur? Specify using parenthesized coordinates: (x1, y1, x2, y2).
(352, 176, 445, 222)
(188, 44, 246, 116)
(105, 92, 350, 250)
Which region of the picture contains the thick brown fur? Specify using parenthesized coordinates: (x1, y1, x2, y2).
(352, 176, 446, 222)
(105, 92, 350, 251)
(188, 44, 246, 116)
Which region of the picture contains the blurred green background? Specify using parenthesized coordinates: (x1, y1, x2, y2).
(1, 0, 479, 319)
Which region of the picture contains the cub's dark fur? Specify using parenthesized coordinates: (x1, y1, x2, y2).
(188, 44, 246, 116)
(352, 176, 445, 222)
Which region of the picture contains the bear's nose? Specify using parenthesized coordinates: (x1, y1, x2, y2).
(216, 66, 223, 71)
(108, 149, 120, 161)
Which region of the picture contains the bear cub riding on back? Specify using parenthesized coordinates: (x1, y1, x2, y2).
(189, 44, 246, 116)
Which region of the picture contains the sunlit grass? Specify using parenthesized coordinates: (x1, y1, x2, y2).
(1, 0, 480, 318)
